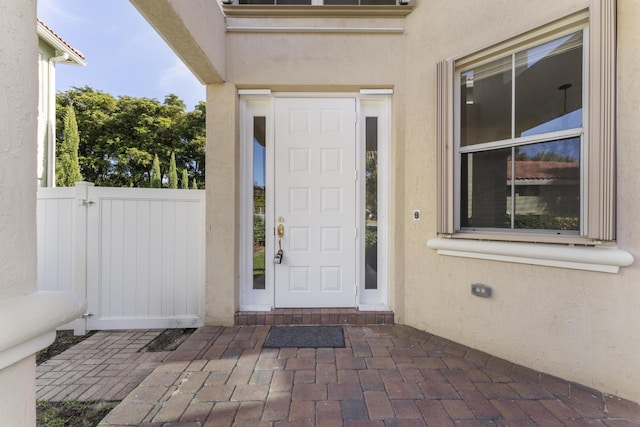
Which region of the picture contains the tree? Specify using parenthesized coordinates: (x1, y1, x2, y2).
(181, 169, 189, 190)
(191, 178, 198, 190)
(56, 87, 205, 188)
(150, 154, 161, 188)
(168, 152, 178, 189)
(56, 105, 83, 186)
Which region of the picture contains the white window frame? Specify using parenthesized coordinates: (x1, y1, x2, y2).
(358, 95, 391, 310)
(453, 28, 587, 237)
(430, 1, 634, 273)
(239, 96, 274, 311)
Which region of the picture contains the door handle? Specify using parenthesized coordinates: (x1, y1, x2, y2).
(275, 217, 285, 264)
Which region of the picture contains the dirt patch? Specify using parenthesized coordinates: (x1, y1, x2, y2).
(143, 328, 196, 352)
(37, 401, 117, 427)
(36, 330, 95, 365)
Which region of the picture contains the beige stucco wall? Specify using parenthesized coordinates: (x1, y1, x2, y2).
(214, 0, 640, 403)
(205, 83, 240, 325)
(402, 0, 640, 403)
(0, 0, 39, 424)
(132, 0, 639, 403)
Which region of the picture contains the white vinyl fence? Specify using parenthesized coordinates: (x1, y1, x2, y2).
(37, 182, 205, 333)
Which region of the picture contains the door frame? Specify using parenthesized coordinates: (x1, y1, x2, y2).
(239, 91, 391, 311)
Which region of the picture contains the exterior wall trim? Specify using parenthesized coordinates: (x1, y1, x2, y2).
(226, 25, 404, 33)
(0, 291, 85, 370)
(427, 237, 633, 273)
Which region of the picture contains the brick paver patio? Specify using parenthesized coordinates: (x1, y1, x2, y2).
(36, 329, 172, 402)
(92, 325, 640, 426)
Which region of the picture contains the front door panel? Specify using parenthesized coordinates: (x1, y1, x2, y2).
(274, 98, 357, 307)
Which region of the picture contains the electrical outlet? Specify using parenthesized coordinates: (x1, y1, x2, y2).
(471, 283, 492, 298)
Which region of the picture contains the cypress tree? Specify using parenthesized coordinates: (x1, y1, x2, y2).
(181, 169, 189, 189)
(150, 154, 161, 188)
(191, 178, 198, 190)
(168, 152, 178, 189)
(56, 105, 83, 186)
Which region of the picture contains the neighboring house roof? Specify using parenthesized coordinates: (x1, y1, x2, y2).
(37, 19, 86, 66)
(507, 160, 580, 181)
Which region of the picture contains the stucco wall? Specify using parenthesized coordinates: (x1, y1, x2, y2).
(205, 83, 240, 325)
(205, 0, 640, 402)
(226, 29, 405, 87)
(133, 0, 639, 403)
(0, 0, 39, 424)
(1, 0, 38, 300)
(402, 0, 640, 403)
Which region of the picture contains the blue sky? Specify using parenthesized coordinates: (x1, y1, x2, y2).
(38, 0, 205, 111)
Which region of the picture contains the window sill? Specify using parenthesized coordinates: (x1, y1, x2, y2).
(222, 5, 413, 18)
(427, 238, 634, 273)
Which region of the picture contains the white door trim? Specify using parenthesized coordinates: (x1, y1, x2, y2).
(239, 92, 391, 311)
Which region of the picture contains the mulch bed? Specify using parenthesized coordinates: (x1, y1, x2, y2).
(36, 330, 95, 365)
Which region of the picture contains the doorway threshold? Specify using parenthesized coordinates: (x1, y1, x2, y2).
(235, 308, 394, 326)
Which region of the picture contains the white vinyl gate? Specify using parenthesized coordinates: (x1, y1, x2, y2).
(37, 182, 205, 333)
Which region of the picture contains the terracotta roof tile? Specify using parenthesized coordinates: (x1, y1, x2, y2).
(37, 19, 85, 60)
(507, 161, 579, 180)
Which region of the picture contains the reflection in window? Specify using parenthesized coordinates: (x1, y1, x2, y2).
(461, 148, 511, 229)
(239, 0, 311, 4)
(511, 139, 580, 230)
(324, 0, 397, 4)
(515, 32, 583, 137)
(460, 56, 512, 147)
(461, 138, 580, 231)
(240, 0, 396, 3)
(365, 117, 378, 289)
(253, 117, 266, 290)
(458, 31, 583, 234)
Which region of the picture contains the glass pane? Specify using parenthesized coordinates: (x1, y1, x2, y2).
(516, 32, 583, 137)
(460, 148, 511, 228)
(511, 138, 580, 231)
(460, 56, 512, 146)
(322, 0, 396, 3)
(253, 117, 266, 290)
(365, 117, 378, 290)
(240, 0, 311, 4)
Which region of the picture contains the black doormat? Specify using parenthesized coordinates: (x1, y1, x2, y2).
(263, 326, 345, 348)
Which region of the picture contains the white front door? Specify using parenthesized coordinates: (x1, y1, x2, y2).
(273, 98, 357, 307)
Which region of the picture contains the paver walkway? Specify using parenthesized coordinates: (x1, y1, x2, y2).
(97, 325, 640, 426)
(37, 329, 171, 402)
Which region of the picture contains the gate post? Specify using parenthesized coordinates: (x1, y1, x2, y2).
(68, 181, 94, 335)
